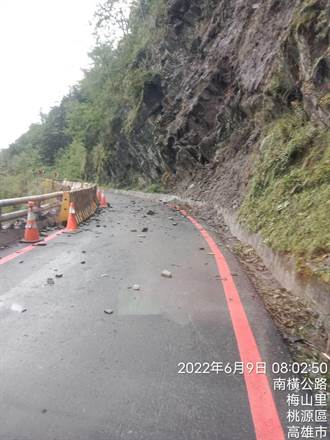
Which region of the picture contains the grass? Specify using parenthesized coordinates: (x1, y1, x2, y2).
(145, 183, 166, 193)
(240, 107, 330, 283)
(293, 0, 329, 41)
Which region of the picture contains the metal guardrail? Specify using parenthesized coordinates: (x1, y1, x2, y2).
(0, 191, 63, 229)
(0, 191, 63, 208)
(0, 182, 99, 230)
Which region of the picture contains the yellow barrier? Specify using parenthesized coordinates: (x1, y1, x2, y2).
(69, 186, 98, 224)
(57, 191, 70, 224)
(57, 185, 98, 225)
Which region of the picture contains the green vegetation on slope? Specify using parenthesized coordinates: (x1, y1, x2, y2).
(240, 106, 330, 283)
(0, 0, 165, 198)
(0, 147, 44, 199)
(1, 0, 328, 289)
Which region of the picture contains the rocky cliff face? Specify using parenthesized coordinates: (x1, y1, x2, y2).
(105, 0, 330, 286)
(106, 0, 329, 195)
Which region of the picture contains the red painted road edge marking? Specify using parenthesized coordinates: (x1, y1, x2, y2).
(181, 210, 285, 440)
(0, 230, 64, 266)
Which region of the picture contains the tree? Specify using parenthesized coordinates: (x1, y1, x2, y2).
(55, 141, 86, 180)
(94, 0, 133, 45)
(39, 103, 71, 165)
(1, 0, 166, 192)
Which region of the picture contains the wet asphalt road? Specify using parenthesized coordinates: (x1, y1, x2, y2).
(0, 191, 290, 440)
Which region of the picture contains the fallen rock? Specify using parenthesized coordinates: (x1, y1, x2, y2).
(10, 303, 27, 313)
(147, 210, 155, 215)
(55, 274, 63, 278)
(101, 274, 109, 278)
(132, 284, 140, 291)
(142, 227, 148, 232)
(104, 309, 114, 315)
(161, 270, 172, 278)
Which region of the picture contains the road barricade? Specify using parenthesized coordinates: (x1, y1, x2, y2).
(0, 181, 99, 240)
(57, 184, 98, 225)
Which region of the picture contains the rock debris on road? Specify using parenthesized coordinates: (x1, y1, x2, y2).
(0, 191, 290, 440)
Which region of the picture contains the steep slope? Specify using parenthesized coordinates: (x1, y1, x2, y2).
(2, 0, 329, 297)
(103, 0, 329, 288)
(106, 0, 329, 183)
(1, 0, 329, 356)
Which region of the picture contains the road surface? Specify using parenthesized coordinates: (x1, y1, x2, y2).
(0, 191, 290, 440)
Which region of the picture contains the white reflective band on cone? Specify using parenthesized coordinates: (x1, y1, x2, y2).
(28, 212, 37, 221)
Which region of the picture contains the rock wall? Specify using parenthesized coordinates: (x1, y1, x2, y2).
(105, 0, 329, 200)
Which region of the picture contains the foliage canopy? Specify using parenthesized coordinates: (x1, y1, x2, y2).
(0, 0, 165, 197)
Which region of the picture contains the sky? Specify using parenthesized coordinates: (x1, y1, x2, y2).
(0, 0, 99, 149)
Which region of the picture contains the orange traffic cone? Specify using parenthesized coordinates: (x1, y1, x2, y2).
(21, 201, 41, 243)
(100, 192, 108, 208)
(65, 202, 78, 232)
